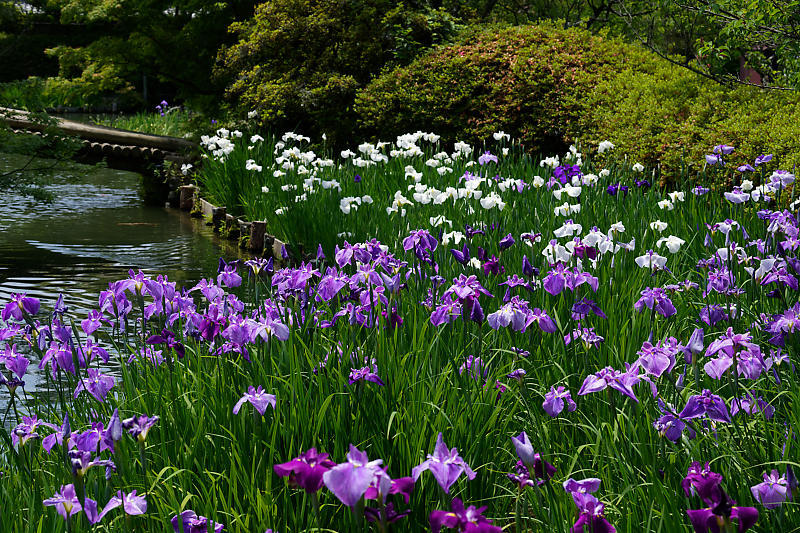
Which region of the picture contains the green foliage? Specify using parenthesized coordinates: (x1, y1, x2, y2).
(0, 76, 116, 110)
(356, 23, 800, 184)
(91, 108, 200, 138)
(32, 0, 261, 110)
(216, 0, 463, 145)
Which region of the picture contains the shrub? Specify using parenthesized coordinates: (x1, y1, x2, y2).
(355, 24, 656, 154)
(355, 23, 800, 184)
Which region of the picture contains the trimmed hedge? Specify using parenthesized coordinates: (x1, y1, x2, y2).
(355, 23, 800, 182)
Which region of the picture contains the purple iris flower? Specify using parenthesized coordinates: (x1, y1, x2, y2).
(146, 328, 186, 358)
(737, 164, 755, 173)
(755, 154, 773, 166)
(511, 432, 556, 481)
(73, 368, 115, 403)
(322, 444, 384, 508)
(12, 415, 47, 446)
(1, 344, 29, 379)
(412, 433, 476, 494)
(713, 144, 734, 155)
(429, 498, 502, 533)
(233, 385, 276, 415)
(529, 308, 557, 333)
(730, 392, 774, 419)
(349, 364, 385, 386)
(706, 328, 758, 358)
(80, 310, 105, 336)
(699, 305, 730, 326)
(43, 484, 84, 521)
(444, 274, 493, 302)
(564, 327, 604, 349)
(458, 355, 487, 383)
(693, 185, 710, 196)
(482, 255, 503, 276)
(578, 366, 640, 402)
(751, 470, 790, 509)
(487, 297, 533, 332)
(507, 368, 526, 381)
(570, 493, 616, 533)
(274, 448, 336, 493)
(653, 411, 695, 443)
(2, 293, 40, 321)
(705, 154, 722, 166)
(564, 477, 602, 499)
(172, 510, 224, 533)
(478, 151, 498, 165)
(450, 243, 471, 265)
(122, 415, 159, 443)
(683, 463, 758, 533)
(245, 257, 271, 277)
(634, 287, 676, 317)
(403, 229, 438, 257)
(635, 340, 677, 378)
(571, 298, 607, 320)
(521, 255, 537, 277)
(86, 490, 147, 524)
(42, 414, 71, 453)
(543, 386, 577, 417)
(678, 390, 731, 423)
(498, 233, 515, 251)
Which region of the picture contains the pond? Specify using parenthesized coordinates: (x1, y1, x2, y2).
(0, 152, 239, 411)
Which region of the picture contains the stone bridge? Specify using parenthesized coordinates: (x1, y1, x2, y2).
(2, 107, 198, 204)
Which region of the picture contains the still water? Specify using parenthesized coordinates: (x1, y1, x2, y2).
(0, 152, 239, 410)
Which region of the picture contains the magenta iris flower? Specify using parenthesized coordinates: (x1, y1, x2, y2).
(429, 498, 502, 533)
(322, 444, 384, 508)
(274, 448, 336, 493)
(233, 386, 276, 415)
(412, 433, 476, 494)
(172, 510, 224, 533)
(543, 386, 577, 417)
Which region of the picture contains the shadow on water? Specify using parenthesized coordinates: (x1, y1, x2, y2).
(0, 152, 242, 419)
